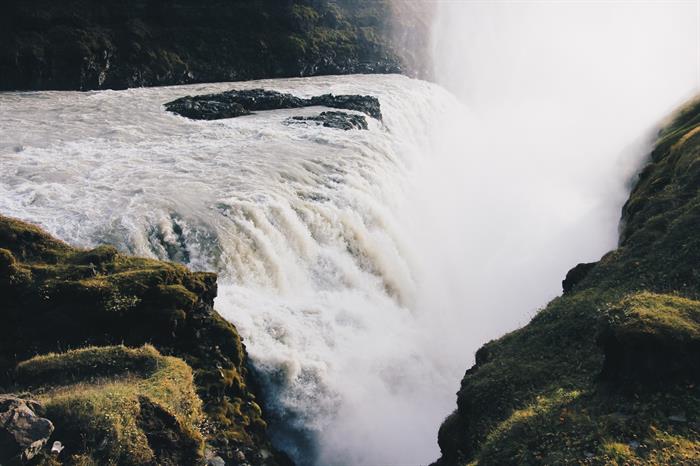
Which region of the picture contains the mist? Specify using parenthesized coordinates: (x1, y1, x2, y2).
(387, 1, 700, 462)
(408, 0, 699, 350)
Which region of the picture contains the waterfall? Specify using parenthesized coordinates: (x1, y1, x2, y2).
(0, 75, 465, 465)
(0, 3, 698, 465)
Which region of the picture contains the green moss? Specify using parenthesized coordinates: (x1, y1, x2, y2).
(16, 345, 161, 387)
(607, 292, 700, 341)
(22, 345, 204, 465)
(0, 215, 282, 464)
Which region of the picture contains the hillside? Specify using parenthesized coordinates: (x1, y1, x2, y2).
(433, 99, 700, 464)
(0, 0, 431, 91)
(0, 216, 290, 465)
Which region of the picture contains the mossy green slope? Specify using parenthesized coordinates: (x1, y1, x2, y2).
(0, 216, 290, 465)
(434, 99, 700, 465)
(20, 345, 204, 466)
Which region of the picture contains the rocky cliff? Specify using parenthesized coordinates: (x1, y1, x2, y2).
(0, 0, 431, 91)
(0, 215, 291, 465)
(433, 99, 700, 464)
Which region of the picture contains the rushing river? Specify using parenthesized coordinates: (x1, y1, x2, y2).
(0, 75, 469, 465)
(1, 4, 698, 464)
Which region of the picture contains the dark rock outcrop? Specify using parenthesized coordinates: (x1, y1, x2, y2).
(0, 396, 53, 462)
(561, 262, 596, 294)
(434, 97, 700, 465)
(0, 0, 433, 91)
(288, 111, 368, 130)
(165, 88, 382, 122)
(308, 94, 382, 120)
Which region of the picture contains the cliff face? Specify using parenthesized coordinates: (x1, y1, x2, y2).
(434, 99, 700, 465)
(0, 215, 290, 465)
(0, 0, 431, 91)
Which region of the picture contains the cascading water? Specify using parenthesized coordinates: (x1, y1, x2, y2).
(0, 3, 698, 466)
(0, 75, 465, 465)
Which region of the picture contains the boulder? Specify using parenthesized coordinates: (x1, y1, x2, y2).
(561, 262, 596, 294)
(288, 111, 368, 130)
(0, 395, 54, 462)
(308, 94, 382, 120)
(165, 89, 382, 122)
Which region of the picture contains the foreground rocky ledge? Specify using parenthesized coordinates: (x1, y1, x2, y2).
(0, 215, 290, 465)
(164, 88, 381, 124)
(433, 99, 700, 465)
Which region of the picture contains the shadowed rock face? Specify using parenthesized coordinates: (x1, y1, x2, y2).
(165, 88, 382, 121)
(433, 98, 700, 465)
(0, 0, 431, 91)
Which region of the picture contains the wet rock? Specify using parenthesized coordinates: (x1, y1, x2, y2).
(165, 96, 250, 121)
(308, 94, 382, 120)
(288, 111, 368, 130)
(165, 89, 382, 122)
(0, 395, 54, 462)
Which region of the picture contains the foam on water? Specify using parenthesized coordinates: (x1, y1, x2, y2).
(0, 74, 463, 465)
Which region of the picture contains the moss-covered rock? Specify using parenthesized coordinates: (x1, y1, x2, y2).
(433, 98, 700, 465)
(19, 345, 203, 465)
(0, 0, 431, 91)
(0, 215, 289, 465)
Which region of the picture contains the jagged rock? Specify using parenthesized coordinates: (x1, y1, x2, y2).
(164, 98, 250, 121)
(0, 395, 54, 462)
(165, 89, 382, 122)
(288, 111, 368, 130)
(308, 94, 382, 120)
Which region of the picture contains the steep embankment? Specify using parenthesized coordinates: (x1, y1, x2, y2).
(0, 216, 290, 465)
(0, 0, 430, 91)
(433, 100, 700, 464)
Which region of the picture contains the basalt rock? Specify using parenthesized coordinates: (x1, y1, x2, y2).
(288, 111, 368, 130)
(0, 395, 54, 463)
(308, 94, 382, 120)
(165, 88, 381, 122)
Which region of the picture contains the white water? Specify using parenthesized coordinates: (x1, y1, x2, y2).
(0, 75, 463, 465)
(1, 3, 699, 466)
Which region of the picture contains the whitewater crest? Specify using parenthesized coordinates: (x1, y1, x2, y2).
(0, 74, 462, 466)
